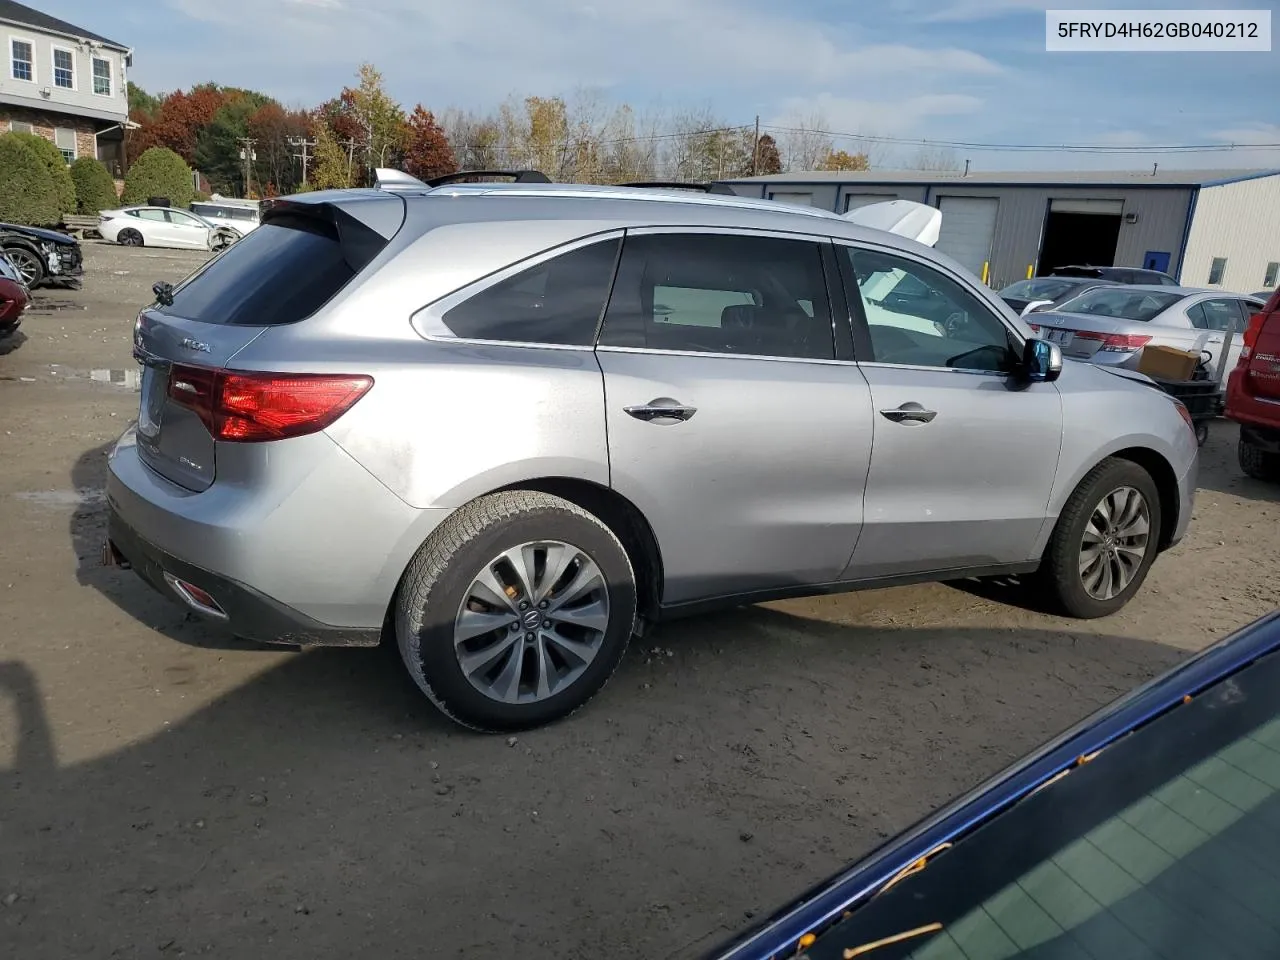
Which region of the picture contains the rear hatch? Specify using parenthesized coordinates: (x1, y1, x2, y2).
(132, 194, 404, 491)
(1245, 294, 1280, 402)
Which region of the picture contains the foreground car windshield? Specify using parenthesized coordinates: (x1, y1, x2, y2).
(999, 278, 1078, 301)
(1055, 288, 1182, 322)
(792, 642, 1280, 960)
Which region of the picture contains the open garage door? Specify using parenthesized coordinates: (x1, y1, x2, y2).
(1036, 198, 1124, 276)
(935, 196, 999, 280)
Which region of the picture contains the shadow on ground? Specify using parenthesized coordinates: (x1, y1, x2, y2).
(1, 602, 1185, 959)
(1194, 419, 1280, 503)
(0, 330, 27, 357)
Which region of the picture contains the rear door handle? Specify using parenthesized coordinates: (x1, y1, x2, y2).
(624, 398, 697, 423)
(879, 402, 937, 424)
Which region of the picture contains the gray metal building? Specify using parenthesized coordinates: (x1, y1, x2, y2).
(719, 169, 1280, 293)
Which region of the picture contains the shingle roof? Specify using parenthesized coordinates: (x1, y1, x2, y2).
(0, 0, 126, 49)
(722, 168, 1280, 188)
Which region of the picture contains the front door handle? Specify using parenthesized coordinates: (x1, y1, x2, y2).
(624, 398, 697, 423)
(879, 402, 937, 424)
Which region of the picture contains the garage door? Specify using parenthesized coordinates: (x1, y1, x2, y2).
(769, 191, 814, 206)
(935, 196, 999, 280)
(844, 193, 898, 213)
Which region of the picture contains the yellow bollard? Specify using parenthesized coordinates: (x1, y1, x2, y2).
(981, 261, 990, 285)
(1026, 264, 1034, 279)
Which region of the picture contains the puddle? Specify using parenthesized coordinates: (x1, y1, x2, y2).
(27, 299, 87, 314)
(13, 488, 106, 507)
(50, 367, 142, 391)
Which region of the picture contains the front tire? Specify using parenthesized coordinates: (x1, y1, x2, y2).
(4, 246, 44, 287)
(1239, 435, 1280, 481)
(1039, 458, 1162, 619)
(395, 490, 637, 731)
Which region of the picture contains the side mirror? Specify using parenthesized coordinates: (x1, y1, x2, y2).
(1022, 338, 1062, 383)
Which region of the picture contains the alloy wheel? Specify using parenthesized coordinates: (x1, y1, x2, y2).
(453, 540, 611, 704)
(7, 249, 40, 285)
(1078, 485, 1150, 601)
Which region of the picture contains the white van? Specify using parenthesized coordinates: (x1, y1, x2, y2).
(189, 196, 261, 239)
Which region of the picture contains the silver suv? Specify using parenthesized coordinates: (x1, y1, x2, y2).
(105, 173, 1199, 730)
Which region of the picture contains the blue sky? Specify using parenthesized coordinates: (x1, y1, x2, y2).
(39, 0, 1280, 170)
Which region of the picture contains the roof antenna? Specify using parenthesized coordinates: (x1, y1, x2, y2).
(1152, 162, 1158, 176)
(963, 158, 970, 177)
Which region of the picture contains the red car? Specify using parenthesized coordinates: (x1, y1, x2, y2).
(0, 251, 31, 342)
(1226, 287, 1280, 480)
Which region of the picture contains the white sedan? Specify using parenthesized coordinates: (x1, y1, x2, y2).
(98, 206, 239, 251)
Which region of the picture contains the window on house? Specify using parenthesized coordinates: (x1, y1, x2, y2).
(54, 128, 76, 164)
(11, 39, 33, 81)
(52, 48, 73, 89)
(92, 57, 111, 96)
(9, 120, 32, 134)
(1265, 262, 1279, 289)
(1208, 257, 1227, 285)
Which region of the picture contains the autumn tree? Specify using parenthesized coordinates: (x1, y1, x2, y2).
(819, 149, 870, 172)
(133, 85, 228, 164)
(781, 113, 834, 171)
(195, 88, 271, 194)
(402, 106, 456, 181)
(310, 119, 351, 190)
(249, 103, 310, 195)
(754, 133, 782, 175)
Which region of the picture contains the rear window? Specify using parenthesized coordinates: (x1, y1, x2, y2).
(157, 211, 386, 326)
(1055, 287, 1183, 322)
(1000, 278, 1076, 300)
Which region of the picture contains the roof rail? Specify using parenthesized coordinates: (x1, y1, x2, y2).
(618, 180, 739, 196)
(426, 169, 552, 186)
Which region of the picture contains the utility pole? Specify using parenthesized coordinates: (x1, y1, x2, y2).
(237, 137, 258, 198)
(289, 136, 316, 186)
(751, 115, 760, 175)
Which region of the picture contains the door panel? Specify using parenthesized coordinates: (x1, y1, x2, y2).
(597, 230, 872, 604)
(600, 349, 873, 602)
(844, 365, 1062, 577)
(838, 242, 1063, 578)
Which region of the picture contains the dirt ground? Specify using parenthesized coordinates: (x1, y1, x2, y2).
(1, 243, 1277, 959)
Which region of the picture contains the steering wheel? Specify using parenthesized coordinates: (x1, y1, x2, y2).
(942, 311, 969, 336)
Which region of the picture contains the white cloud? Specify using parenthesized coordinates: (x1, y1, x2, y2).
(773, 92, 985, 138)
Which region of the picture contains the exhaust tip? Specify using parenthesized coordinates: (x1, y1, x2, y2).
(163, 572, 228, 621)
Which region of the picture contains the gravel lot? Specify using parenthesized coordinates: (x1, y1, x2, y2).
(1, 242, 1277, 959)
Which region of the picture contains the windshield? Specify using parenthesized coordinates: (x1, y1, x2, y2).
(1055, 287, 1183, 322)
(1000, 278, 1078, 301)
(795, 646, 1280, 960)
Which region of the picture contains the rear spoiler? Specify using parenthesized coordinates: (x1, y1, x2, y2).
(374, 168, 553, 191)
(618, 180, 739, 196)
(841, 199, 941, 247)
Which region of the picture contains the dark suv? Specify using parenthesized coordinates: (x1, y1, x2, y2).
(1051, 264, 1180, 286)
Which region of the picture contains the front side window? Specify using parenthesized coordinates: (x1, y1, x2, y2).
(11, 39, 32, 81)
(1054, 287, 1182, 322)
(92, 56, 111, 96)
(440, 236, 621, 346)
(52, 48, 73, 89)
(844, 246, 1016, 372)
(598, 232, 834, 361)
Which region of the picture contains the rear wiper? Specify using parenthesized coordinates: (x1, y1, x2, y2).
(152, 281, 174, 307)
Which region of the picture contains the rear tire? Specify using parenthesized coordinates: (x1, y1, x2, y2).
(118, 229, 143, 247)
(1239, 435, 1280, 481)
(1038, 458, 1162, 619)
(395, 490, 636, 731)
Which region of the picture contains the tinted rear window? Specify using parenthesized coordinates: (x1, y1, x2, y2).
(158, 212, 384, 326)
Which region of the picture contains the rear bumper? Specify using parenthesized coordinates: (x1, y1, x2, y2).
(1225, 367, 1280, 434)
(107, 506, 381, 646)
(105, 423, 451, 642)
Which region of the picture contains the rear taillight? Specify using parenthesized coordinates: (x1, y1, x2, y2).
(1072, 330, 1152, 352)
(1027, 323, 1041, 334)
(167, 365, 372, 442)
(1239, 311, 1267, 360)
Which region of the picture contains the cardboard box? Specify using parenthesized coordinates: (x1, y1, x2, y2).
(1138, 344, 1199, 381)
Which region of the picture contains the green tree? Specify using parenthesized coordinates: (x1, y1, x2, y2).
(70, 157, 119, 213)
(754, 134, 783, 175)
(195, 89, 271, 194)
(7, 131, 76, 215)
(309, 120, 350, 190)
(128, 81, 162, 120)
(0, 134, 60, 225)
(122, 146, 194, 206)
(346, 63, 407, 180)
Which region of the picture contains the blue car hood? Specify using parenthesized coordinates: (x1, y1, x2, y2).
(0, 222, 75, 244)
